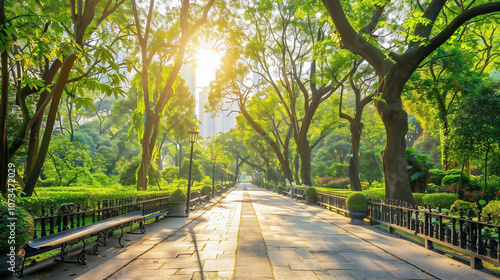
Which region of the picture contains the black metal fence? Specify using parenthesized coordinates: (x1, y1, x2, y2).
(30, 193, 169, 239)
(316, 192, 500, 269)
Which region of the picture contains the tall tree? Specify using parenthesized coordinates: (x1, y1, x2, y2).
(323, 0, 500, 203)
(132, 0, 216, 190)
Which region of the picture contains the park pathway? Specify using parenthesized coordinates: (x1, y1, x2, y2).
(18, 182, 498, 280)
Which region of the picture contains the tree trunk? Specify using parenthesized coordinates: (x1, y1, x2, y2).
(349, 121, 363, 191)
(376, 92, 415, 204)
(293, 153, 301, 185)
(24, 54, 78, 196)
(298, 139, 312, 186)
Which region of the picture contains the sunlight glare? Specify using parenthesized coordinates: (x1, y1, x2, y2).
(196, 48, 221, 88)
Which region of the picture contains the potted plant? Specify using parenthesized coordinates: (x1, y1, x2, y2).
(346, 192, 369, 225)
(201, 185, 212, 200)
(305, 187, 317, 205)
(0, 202, 34, 275)
(168, 189, 187, 217)
(276, 186, 284, 194)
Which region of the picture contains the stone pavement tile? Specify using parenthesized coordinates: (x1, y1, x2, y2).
(297, 248, 316, 259)
(346, 258, 386, 271)
(158, 260, 201, 269)
(348, 244, 384, 253)
(203, 258, 235, 271)
(348, 269, 400, 280)
(273, 267, 319, 280)
(372, 259, 421, 271)
(341, 252, 388, 261)
(235, 264, 274, 279)
(322, 270, 357, 279)
(139, 250, 179, 259)
(391, 270, 435, 280)
(289, 258, 326, 271)
(216, 253, 236, 259)
(268, 250, 301, 266)
(323, 243, 353, 251)
(109, 267, 175, 278)
(320, 262, 359, 270)
(311, 251, 352, 263)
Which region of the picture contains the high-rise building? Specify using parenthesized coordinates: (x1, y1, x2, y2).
(198, 86, 236, 138)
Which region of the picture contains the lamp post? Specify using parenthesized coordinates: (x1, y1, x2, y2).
(211, 158, 216, 199)
(186, 131, 199, 215)
(221, 165, 224, 190)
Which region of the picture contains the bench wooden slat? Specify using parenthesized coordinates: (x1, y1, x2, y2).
(27, 211, 144, 249)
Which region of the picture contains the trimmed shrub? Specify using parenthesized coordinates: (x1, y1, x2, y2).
(324, 177, 350, 189)
(363, 189, 385, 200)
(277, 186, 284, 194)
(169, 189, 187, 203)
(428, 169, 446, 185)
(422, 193, 458, 209)
(215, 184, 222, 190)
(482, 200, 500, 224)
(441, 174, 471, 188)
(412, 193, 426, 206)
(346, 192, 368, 210)
(450, 200, 478, 217)
(305, 187, 317, 197)
(0, 201, 34, 249)
(201, 185, 212, 195)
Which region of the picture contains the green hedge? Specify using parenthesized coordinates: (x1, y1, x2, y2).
(421, 193, 458, 209)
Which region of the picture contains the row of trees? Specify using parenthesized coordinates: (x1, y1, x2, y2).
(1, 0, 499, 205)
(208, 0, 500, 203)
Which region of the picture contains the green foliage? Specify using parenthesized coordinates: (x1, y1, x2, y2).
(428, 169, 446, 185)
(412, 193, 426, 206)
(482, 200, 500, 224)
(346, 193, 368, 210)
(441, 174, 472, 189)
(179, 158, 205, 182)
(119, 159, 141, 185)
(277, 185, 284, 194)
(169, 188, 187, 203)
(92, 173, 110, 186)
(422, 193, 459, 209)
(215, 184, 222, 190)
(201, 185, 212, 195)
(305, 187, 317, 197)
(0, 201, 34, 249)
(450, 200, 478, 217)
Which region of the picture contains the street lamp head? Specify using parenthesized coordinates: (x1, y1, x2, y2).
(212, 158, 217, 164)
(187, 131, 199, 144)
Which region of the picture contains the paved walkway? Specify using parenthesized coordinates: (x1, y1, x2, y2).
(17, 183, 498, 280)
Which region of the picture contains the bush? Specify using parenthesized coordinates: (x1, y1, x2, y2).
(305, 187, 317, 197)
(0, 201, 34, 249)
(92, 173, 110, 186)
(422, 193, 458, 209)
(425, 183, 440, 193)
(201, 185, 212, 195)
(346, 192, 368, 210)
(169, 189, 187, 203)
(324, 177, 350, 189)
(277, 186, 284, 194)
(363, 189, 385, 200)
(482, 200, 500, 224)
(428, 169, 446, 185)
(450, 200, 478, 217)
(215, 184, 222, 190)
(412, 193, 426, 206)
(441, 174, 471, 188)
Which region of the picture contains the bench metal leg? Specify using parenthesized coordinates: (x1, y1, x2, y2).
(93, 230, 108, 254)
(55, 237, 87, 265)
(15, 248, 27, 277)
(118, 225, 125, 247)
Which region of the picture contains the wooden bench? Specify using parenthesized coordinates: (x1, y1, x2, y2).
(17, 211, 145, 277)
(295, 188, 306, 202)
